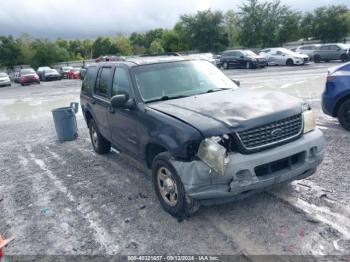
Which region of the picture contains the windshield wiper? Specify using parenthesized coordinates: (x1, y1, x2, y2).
(146, 95, 188, 103)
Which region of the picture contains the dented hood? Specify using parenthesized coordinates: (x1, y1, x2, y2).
(147, 89, 303, 137)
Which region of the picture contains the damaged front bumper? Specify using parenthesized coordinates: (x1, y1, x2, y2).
(171, 129, 325, 206)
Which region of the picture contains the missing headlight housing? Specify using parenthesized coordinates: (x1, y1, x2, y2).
(197, 137, 229, 175)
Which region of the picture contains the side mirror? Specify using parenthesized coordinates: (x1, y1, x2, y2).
(111, 94, 133, 109)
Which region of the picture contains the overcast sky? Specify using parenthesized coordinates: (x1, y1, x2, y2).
(0, 0, 349, 39)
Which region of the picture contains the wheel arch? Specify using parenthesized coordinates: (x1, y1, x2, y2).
(145, 143, 168, 168)
(334, 94, 350, 117)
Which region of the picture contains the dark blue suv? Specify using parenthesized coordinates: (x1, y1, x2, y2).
(322, 62, 350, 131)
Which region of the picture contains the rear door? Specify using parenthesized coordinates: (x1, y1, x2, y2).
(328, 45, 341, 60)
(92, 66, 114, 141)
(107, 66, 140, 158)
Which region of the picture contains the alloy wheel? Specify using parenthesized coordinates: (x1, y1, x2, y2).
(157, 167, 178, 207)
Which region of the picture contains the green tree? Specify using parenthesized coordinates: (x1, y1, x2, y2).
(0, 35, 22, 68)
(311, 5, 350, 42)
(92, 37, 116, 58)
(161, 30, 181, 52)
(224, 10, 240, 47)
(148, 40, 164, 54)
(114, 36, 133, 55)
(82, 39, 93, 59)
(178, 9, 228, 52)
(239, 0, 301, 47)
(30, 39, 70, 68)
(278, 10, 301, 45)
(144, 28, 164, 48)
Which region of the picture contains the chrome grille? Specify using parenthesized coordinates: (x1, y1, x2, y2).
(237, 114, 303, 151)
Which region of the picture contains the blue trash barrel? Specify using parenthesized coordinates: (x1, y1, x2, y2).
(52, 102, 79, 141)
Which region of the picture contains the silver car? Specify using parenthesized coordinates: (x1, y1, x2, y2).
(0, 72, 11, 87)
(313, 44, 350, 63)
(295, 44, 321, 60)
(259, 48, 309, 66)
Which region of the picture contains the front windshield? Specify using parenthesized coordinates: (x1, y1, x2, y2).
(280, 49, 296, 55)
(242, 50, 257, 56)
(133, 60, 238, 102)
(45, 69, 57, 73)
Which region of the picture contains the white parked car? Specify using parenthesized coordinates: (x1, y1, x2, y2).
(259, 48, 309, 66)
(0, 72, 11, 87)
(295, 44, 321, 60)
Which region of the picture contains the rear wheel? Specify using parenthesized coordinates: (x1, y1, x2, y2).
(89, 119, 111, 154)
(286, 59, 294, 66)
(152, 152, 200, 218)
(314, 55, 321, 63)
(338, 100, 350, 131)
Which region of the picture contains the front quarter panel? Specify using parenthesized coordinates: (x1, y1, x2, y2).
(138, 104, 203, 160)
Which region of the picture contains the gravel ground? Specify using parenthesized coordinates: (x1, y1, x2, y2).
(0, 63, 350, 258)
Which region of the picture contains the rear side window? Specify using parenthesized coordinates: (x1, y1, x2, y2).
(95, 67, 113, 98)
(112, 68, 132, 96)
(82, 66, 98, 94)
(329, 45, 340, 51)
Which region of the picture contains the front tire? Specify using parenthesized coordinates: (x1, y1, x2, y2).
(338, 99, 350, 131)
(89, 119, 111, 154)
(152, 152, 200, 218)
(286, 59, 294, 66)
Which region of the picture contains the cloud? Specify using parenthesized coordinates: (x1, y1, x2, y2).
(0, 0, 349, 39)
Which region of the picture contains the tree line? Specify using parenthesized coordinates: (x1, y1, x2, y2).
(1, 0, 350, 69)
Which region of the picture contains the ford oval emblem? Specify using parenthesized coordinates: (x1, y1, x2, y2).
(271, 128, 283, 136)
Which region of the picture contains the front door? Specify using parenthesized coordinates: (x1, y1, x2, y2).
(92, 66, 114, 140)
(107, 67, 140, 158)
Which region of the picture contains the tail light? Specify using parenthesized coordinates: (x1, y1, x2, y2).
(326, 75, 335, 82)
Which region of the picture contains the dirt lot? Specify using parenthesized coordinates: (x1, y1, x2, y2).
(1, 63, 350, 258)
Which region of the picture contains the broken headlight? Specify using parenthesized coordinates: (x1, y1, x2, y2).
(197, 137, 229, 175)
(303, 110, 316, 133)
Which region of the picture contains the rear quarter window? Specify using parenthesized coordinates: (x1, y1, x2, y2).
(81, 66, 98, 94)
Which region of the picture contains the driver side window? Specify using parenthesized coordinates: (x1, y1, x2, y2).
(112, 68, 132, 97)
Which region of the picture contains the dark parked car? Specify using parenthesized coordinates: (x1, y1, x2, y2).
(322, 62, 350, 131)
(18, 68, 40, 86)
(41, 69, 61, 81)
(36, 66, 52, 80)
(59, 66, 73, 79)
(313, 44, 350, 63)
(80, 57, 325, 217)
(220, 50, 267, 69)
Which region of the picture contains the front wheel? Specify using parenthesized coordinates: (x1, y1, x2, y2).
(286, 59, 294, 66)
(89, 119, 111, 154)
(152, 152, 200, 218)
(338, 99, 350, 131)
